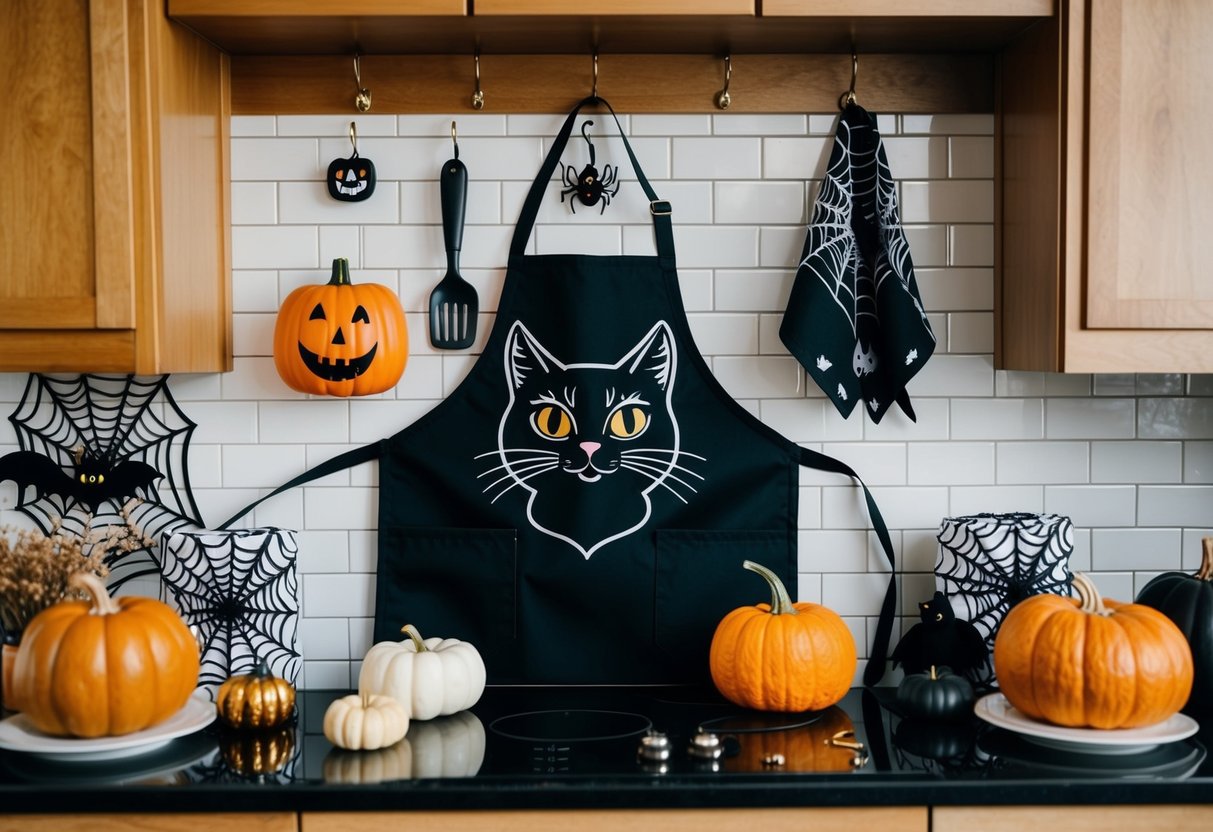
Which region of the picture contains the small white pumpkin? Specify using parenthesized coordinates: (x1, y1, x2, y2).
(359, 624, 487, 721)
(323, 693, 409, 751)
(323, 710, 486, 784)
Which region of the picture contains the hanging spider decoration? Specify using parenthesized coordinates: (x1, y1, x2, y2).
(561, 120, 620, 214)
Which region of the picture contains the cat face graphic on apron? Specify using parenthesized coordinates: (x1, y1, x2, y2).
(486, 320, 698, 559)
(221, 97, 898, 687)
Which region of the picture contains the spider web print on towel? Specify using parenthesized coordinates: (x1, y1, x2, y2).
(779, 103, 936, 424)
(935, 513, 1074, 687)
(161, 528, 300, 698)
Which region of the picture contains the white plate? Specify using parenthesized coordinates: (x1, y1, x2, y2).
(0, 693, 215, 761)
(974, 693, 1199, 755)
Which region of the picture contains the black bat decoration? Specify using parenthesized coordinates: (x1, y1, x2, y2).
(0, 449, 163, 514)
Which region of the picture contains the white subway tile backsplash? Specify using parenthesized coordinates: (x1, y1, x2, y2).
(762, 137, 832, 180)
(948, 485, 1044, 516)
(865, 399, 951, 441)
(758, 226, 805, 268)
(916, 269, 993, 312)
(632, 114, 712, 135)
(1138, 486, 1213, 526)
(1090, 441, 1183, 483)
(232, 226, 318, 269)
(231, 116, 276, 137)
(279, 182, 399, 224)
(798, 530, 879, 572)
(231, 138, 317, 181)
(1091, 528, 1182, 572)
(997, 442, 1088, 484)
(1186, 442, 1213, 483)
(1136, 374, 1185, 396)
(947, 312, 994, 354)
(278, 115, 397, 137)
(298, 618, 351, 660)
(259, 401, 350, 444)
(901, 226, 949, 268)
(995, 371, 1046, 397)
(677, 269, 713, 311)
(901, 115, 994, 135)
(1093, 374, 1136, 397)
(232, 271, 281, 314)
(686, 313, 759, 355)
(667, 226, 758, 268)
(948, 136, 995, 178)
(822, 572, 896, 616)
(907, 355, 994, 398)
(907, 442, 994, 485)
(222, 444, 307, 488)
(303, 573, 376, 618)
(184, 402, 260, 443)
(400, 114, 507, 136)
(303, 487, 377, 531)
(900, 181, 994, 224)
(713, 181, 806, 225)
(1045, 485, 1138, 527)
(714, 270, 795, 312)
(881, 137, 948, 179)
(231, 182, 277, 225)
(806, 443, 907, 487)
(232, 312, 275, 357)
(296, 531, 350, 574)
(824, 486, 949, 530)
(798, 487, 822, 529)
(535, 224, 622, 255)
(714, 114, 806, 135)
(671, 137, 761, 180)
(1139, 398, 1213, 439)
(1047, 398, 1136, 439)
(949, 225, 994, 267)
(711, 356, 803, 399)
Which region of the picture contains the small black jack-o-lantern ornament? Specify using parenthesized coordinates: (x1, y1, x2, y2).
(327, 122, 376, 202)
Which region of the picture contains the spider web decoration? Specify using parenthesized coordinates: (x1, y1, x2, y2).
(779, 102, 936, 424)
(3, 374, 204, 588)
(935, 513, 1074, 687)
(161, 528, 300, 699)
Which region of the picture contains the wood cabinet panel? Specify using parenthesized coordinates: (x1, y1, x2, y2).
(935, 806, 1213, 832)
(303, 808, 928, 832)
(475, 0, 753, 13)
(1084, 0, 1213, 329)
(0, 814, 296, 832)
(763, 0, 1052, 14)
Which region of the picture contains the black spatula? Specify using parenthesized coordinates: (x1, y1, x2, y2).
(428, 153, 478, 349)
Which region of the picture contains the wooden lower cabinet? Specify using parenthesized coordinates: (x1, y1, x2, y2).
(301, 808, 928, 832)
(935, 806, 1213, 832)
(0, 814, 295, 832)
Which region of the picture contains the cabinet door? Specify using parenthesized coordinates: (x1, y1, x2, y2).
(1084, 0, 1213, 329)
(0, 0, 135, 332)
(935, 806, 1213, 832)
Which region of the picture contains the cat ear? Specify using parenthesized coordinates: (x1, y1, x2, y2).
(620, 321, 676, 391)
(505, 321, 561, 390)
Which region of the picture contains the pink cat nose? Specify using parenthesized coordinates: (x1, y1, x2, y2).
(579, 441, 602, 459)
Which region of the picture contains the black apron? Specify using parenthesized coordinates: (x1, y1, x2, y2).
(224, 98, 896, 687)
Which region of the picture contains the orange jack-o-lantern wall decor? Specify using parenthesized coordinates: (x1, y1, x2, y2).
(273, 258, 407, 397)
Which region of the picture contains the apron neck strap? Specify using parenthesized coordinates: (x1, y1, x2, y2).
(508, 96, 675, 265)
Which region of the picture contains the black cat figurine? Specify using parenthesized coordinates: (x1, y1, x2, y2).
(891, 591, 988, 675)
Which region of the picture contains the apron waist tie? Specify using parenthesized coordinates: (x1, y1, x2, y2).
(798, 445, 897, 687)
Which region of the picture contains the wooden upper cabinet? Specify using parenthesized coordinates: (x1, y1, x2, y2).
(997, 0, 1213, 372)
(0, 0, 230, 373)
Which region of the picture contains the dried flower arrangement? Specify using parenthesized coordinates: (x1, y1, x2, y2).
(0, 499, 154, 641)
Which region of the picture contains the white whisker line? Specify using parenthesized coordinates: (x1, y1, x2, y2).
(618, 454, 705, 480)
(620, 461, 699, 496)
(474, 448, 559, 459)
(621, 465, 690, 504)
(486, 465, 557, 504)
(476, 457, 560, 478)
(620, 448, 708, 462)
(481, 461, 557, 496)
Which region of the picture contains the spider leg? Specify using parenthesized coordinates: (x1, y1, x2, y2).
(562, 164, 579, 189)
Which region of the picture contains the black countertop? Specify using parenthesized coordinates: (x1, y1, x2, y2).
(1, 686, 1211, 814)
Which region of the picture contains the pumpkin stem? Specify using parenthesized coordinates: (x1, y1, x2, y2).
(1071, 573, 1112, 617)
(252, 656, 272, 678)
(328, 257, 352, 286)
(743, 560, 798, 616)
(401, 624, 429, 652)
(69, 571, 120, 616)
(1197, 537, 1213, 582)
(929, 665, 937, 681)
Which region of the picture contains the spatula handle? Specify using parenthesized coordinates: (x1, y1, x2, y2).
(441, 157, 468, 254)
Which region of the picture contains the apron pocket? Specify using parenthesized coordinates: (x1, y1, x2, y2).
(654, 529, 794, 682)
(374, 526, 517, 660)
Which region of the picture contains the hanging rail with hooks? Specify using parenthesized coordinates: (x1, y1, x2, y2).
(231, 52, 994, 115)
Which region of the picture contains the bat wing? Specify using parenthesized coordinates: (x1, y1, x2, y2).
(104, 460, 163, 502)
(0, 450, 79, 502)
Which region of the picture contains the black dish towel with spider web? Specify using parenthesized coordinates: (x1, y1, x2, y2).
(780, 103, 935, 424)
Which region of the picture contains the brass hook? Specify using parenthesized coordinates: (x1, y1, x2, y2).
(348, 121, 359, 155)
(354, 53, 372, 113)
(591, 51, 599, 99)
(715, 54, 732, 110)
(451, 120, 459, 160)
(471, 50, 485, 110)
(839, 50, 858, 110)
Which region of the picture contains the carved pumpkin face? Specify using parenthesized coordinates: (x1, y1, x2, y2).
(273, 258, 407, 397)
(327, 153, 376, 202)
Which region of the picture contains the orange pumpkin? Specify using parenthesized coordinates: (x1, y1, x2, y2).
(709, 560, 856, 712)
(273, 257, 407, 397)
(993, 572, 1193, 729)
(9, 573, 200, 737)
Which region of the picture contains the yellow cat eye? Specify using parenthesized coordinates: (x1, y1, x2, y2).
(609, 407, 648, 439)
(534, 405, 572, 439)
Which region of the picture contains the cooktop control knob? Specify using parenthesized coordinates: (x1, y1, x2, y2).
(637, 731, 672, 763)
(687, 731, 724, 760)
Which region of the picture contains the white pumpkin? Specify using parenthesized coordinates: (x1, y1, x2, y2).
(323, 710, 486, 784)
(323, 693, 409, 751)
(359, 624, 487, 721)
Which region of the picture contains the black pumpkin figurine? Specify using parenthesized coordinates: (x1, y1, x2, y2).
(1135, 536, 1213, 711)
(890, 591, 987, 676)
(897, 665, 976, 722)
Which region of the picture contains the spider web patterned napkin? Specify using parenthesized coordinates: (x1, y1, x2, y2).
(779, 103, 935, 424)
